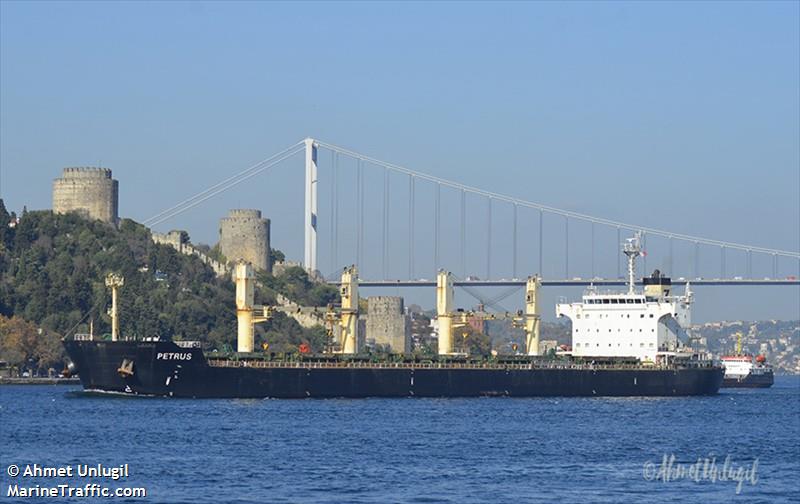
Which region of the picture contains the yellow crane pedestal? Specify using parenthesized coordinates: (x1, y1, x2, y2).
(524, 275, 541, 356)
(436, 270, 455, 356)
(105, 273, 124, 342)
(234, 261, 271, 353)
(338, 266, 359, 354)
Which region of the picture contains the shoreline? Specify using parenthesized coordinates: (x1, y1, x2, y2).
(0, 377, 80, 385)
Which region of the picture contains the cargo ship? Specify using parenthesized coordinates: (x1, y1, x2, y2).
(63, 233, 723, 398)
(720, 333, 774, 388)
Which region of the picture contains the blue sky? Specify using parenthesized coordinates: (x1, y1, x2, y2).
(1, 1, 798, 321)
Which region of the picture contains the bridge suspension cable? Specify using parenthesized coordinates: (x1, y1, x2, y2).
(144, 143, 304, 228)
(314, 140, 799, 259)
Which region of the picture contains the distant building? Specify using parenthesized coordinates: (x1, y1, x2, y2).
(366, 296, 411, 353)
(52, 167, 118, 226)
(219, 209, 271, 272)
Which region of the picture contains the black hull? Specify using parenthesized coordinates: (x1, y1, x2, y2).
(64, 341, 724, 399)
(722, 372, 774, 388)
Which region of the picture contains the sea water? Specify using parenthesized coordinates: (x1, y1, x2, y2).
(1, 377, 798, 503)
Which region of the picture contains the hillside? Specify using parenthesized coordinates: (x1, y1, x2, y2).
(0, 200, 330, 374)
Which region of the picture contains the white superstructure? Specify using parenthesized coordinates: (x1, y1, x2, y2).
(556, 233, 694, 363)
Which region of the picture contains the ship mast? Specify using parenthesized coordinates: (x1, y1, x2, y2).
(622, 231, 642, 295)
(105, 273, 124, 341)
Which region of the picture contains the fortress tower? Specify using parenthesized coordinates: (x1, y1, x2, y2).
(366, 296, 411, 353)
(52, 167, 119, 226)
(219, 209, 271, 272)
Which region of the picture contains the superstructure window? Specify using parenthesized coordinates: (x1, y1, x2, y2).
(602, 299, 610, 304)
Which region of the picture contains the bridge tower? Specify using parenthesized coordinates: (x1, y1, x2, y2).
(304, 138, 318, 273)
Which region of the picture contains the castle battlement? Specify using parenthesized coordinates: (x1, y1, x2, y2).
(60, 167, 113, 179)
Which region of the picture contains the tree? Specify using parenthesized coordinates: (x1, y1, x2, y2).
(0, 210, 335, 360)
(0, 315, 65, 374)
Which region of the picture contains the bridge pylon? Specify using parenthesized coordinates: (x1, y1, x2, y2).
(304, 138, 318, 273)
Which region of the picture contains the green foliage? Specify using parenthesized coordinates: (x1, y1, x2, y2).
(0, 208, 237, 347)
(269, 248, 285, 264)
(206, 243, 226, 264)
(256, 312, 328, 354)
(0, 315, 63, 374)
(257, 266, 338, 307)
(0, 206, 331, 358)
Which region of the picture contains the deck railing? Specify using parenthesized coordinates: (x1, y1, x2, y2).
(207, 359, 716, 371)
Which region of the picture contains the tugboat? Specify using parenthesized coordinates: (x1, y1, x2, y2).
(721, 333, 774, 388)
(63, 233, 724, 398)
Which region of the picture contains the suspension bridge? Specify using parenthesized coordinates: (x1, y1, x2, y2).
(143, 138, 800, 290)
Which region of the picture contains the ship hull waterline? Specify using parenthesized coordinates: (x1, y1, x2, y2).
(721, 374, 774, 388)
(64, 341, 724, 399)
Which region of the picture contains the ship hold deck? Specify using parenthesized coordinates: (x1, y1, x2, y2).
(64, 340, 724, 399)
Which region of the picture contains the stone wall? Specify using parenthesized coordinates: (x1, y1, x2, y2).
(152, 230, 228, 277)
(219, 209, 270, 272)
(52, 167, 118, 226)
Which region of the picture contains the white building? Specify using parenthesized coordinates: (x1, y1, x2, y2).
(556, 233, 693, 363)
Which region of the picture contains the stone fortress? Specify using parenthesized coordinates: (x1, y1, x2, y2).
(219, 209, 271, 272)
(52, 167, 119, 226)
(49, 167, 410, 353)
(151, 230, 228, 277)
